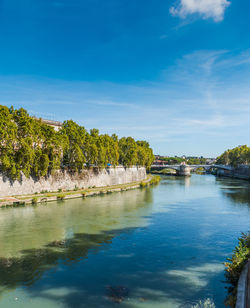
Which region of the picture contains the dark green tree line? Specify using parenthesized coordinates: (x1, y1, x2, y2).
(0, 105, 154, 180)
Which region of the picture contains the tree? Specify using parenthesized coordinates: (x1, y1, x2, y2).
(0, 105, 155, 179)
(217, 145, 250, 167)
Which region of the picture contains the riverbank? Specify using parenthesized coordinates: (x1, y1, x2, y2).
(0, 175, 160, 208)
(0, 175, 248, 307)
(0, 166, 147, 197)
(224, 233, 250, 307)
(217, 166, 250, 181)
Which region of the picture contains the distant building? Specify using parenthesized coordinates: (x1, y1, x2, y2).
(154, 159, 165, 165)
(206, 158, 216, 165)
(34, 117, 63, 131)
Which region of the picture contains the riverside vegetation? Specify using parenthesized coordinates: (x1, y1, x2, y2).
(217, 145, 250, 167)
(0, 105, 154, 181)
(224, 232, 250, 307)
(0, 175, 158, 208)
(217, 146, 250, 307)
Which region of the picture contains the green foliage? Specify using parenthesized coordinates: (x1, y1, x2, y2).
(140, 181, 148, 188)
(161, 156, 185, 164)
(160, 156, 207, 165)
(149, 175, 161, 185)
(32, 197, 38, 204)
(118, 138, 154, 169)
(217, 145, 250, 167)
(0, 105, 154, 180)
(57, 194, 66, 200)
(140, 176, 161, 188)
(224, 232, 250, 307)
(187, 157, 207, 165)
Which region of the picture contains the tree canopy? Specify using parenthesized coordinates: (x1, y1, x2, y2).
(0, 105, 154, 180)
(216, 145, 250, 167)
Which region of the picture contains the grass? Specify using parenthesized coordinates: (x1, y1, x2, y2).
(149, 175, 161, 185)
(57, 194, 66, 201)
(0, 199, 11, 203)
(32, 197, 38, 204)
(140, 175, 161, 188)
(1, 175, 159, 207)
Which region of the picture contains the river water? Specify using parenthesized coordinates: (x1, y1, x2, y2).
(0, 175, 249, 308)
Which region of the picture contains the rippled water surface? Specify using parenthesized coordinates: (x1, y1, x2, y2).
(0, 175, 249, 307)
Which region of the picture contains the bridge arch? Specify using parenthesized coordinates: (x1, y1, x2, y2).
(151, 164, 233, 176)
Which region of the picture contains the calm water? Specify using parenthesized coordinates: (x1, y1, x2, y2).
(0, 175, 249, 308)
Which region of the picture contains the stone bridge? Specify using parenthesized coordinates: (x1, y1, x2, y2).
(151, 164, 233, 176)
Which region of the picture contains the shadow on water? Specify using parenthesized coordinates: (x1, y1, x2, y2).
(0, 227, 225, 308)
(0, 177, 244, 307)
(0, 230, 124, 291)
(0, 227, 225, 307)
(216, 177, 250, 207)
(0, 188, 159, 306)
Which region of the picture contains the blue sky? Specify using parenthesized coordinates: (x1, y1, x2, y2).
(0, 0, 250, 157)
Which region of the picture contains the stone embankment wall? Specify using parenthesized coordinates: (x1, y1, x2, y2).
(0, 166, 146, 197)
(236, 260, 250, 308)
(217, 165, 250, 180)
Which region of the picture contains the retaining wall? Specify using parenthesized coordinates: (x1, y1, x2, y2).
(217, 166, 250, 180)
(236, 260, 250, 308)
(0, 166, 147, 197)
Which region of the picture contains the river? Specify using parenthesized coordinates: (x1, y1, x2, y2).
(0, 175, 249, 307)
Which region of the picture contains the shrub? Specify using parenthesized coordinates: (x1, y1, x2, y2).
(32, 197, 38, 204)
(149, 175, 161, 185)
(81, 192, 86, 197)
(57, 194, 66, 201)
(13, 201, 25, 207)
(224, 232, 250, 307)
(140, 181, 147, 188)
(58, 188, 62, 193)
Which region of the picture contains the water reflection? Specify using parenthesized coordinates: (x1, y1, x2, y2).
(0, 232, 114, 292)
(0, 175, 249, 308)
(0, 189, 153, 297)
(0, 188, 153, 258)
(216, 177, 250, 207)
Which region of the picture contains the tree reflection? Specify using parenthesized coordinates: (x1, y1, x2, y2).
(0, 188, 154, 296)
(216, 177, 250, 206)
(0, 231, 114, 292)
